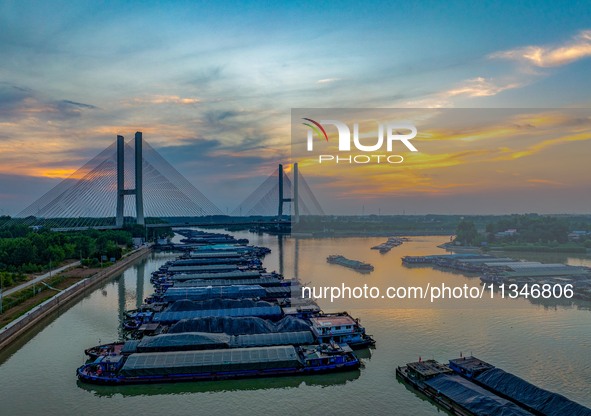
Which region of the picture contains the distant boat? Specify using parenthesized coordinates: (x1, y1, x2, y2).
(371, 237, 404, 254)
(326, 255, 374, 273)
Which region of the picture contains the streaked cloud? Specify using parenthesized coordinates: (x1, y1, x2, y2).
(446, 77, 522, 97)
(526, 179, 564, 186)
(317, 78, 341, 84)
(401, 77, 523, 107)
(1, 2, 590, 214)
(294, 109, 591, 213)
(490, 29, 591, 67)
(126, 95, 201, 105)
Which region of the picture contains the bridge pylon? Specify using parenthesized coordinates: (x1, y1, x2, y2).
(116, 132, 145, 226)
(278, 163, 300, 220)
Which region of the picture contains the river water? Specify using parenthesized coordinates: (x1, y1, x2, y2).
(0, 232, 590, 416)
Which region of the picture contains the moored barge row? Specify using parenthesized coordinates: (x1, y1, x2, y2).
(77, 229, 375, 386)
(402, 254, 591, 301)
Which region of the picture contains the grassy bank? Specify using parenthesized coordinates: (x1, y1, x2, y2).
(0, 266, 98, 327)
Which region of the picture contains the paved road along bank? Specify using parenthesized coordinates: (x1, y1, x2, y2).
(2, 261, 82, 298)
(0, 245, 152, 351)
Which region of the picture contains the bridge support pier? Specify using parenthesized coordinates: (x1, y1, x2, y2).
(293, 162, 299, 223)
(135, 132, 144, 225)
(278, 164, 283, 217)
(116, 136, 125, 227)
(115, 132, 145, 227)
(277, 163, 300, 221)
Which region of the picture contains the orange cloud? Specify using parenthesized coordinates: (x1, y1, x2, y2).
(526, 179, 564, 186)
(294, 109, 591, 200)
(401, 77, 522, 107)
(497, 131, 591, 160)
(446, 77, 522, 97)
(490, 30, 591, 67)
(126, 95, 201, 105)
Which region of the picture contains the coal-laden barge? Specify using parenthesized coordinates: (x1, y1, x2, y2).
(77, 343, 359, 385)
(326, 255, 374, 273)
(77, 229, 374, 386)
(397, 355, 591, 416)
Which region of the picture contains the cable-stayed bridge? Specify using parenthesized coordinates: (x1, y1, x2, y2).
(13, 132, 323, 230)
(231, 164, 324, 219)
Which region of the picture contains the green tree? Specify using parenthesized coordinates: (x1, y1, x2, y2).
(455, 220, 479, 246)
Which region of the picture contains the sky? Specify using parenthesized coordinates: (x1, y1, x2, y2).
(1, 0, 591, 215)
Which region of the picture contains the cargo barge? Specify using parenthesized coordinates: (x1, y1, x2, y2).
(402, 254, 591, 300)
(123, 299, 285, 329)
(77, 344, 360, 385)
(327, 255, 374, 273)
(85, 330, 315, 360)
(398, 356, 591, 416)
(77, 230, 376, 387)
(371, 237, 404, 254)
(396, 359, 534, 416)
(123, 303, 283, 329)
(309, 313, 375, 349)
(448, 356, 591, 416)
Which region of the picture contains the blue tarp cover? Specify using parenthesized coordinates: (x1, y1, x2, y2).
(425, 374, 534, 416)
(171, 258, 242, 265)
(476, 368, 591, 416)
(169, 271, 262, 281)
(168, 316, 311, 335)
(152, 306, 282, 322)
(162, 285, 266, 301)
(166, 264, 238, 273)
(174, 277, 283, 287)
(122, 331, 315, 353)
(120, 346, 301, 377)
(165, 299, 273, 311)
(232, 331, 314, 347)
(136, 332, 231, 351)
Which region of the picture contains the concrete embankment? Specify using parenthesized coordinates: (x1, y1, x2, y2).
(0, 245, 152, 351)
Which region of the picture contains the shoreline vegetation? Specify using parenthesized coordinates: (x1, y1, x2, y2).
(0, 212, 590, 326)
(0, 217, 173, 326)
(491, 244, 587, 253)
(0, 245, 153, 329)
(443, 242, 589, 254)
(453, 214, 591, 254)
(0, 246, 151, 350)
(0, 265, 95, 328)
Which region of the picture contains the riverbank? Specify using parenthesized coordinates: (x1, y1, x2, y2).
(2, 260, 81, 298)
(1, 234, 590, 415)
(440, 242, 590, 254)
(0, 245, 152, 350)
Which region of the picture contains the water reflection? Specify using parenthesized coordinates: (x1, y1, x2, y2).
(136, 260, 145, 309)
(117, 274, 126, 340)
(278, 234, 284, 276)
(294, 237, 300, 280)
(354, 347, 374, 360)
(2, 234, 590, 415)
